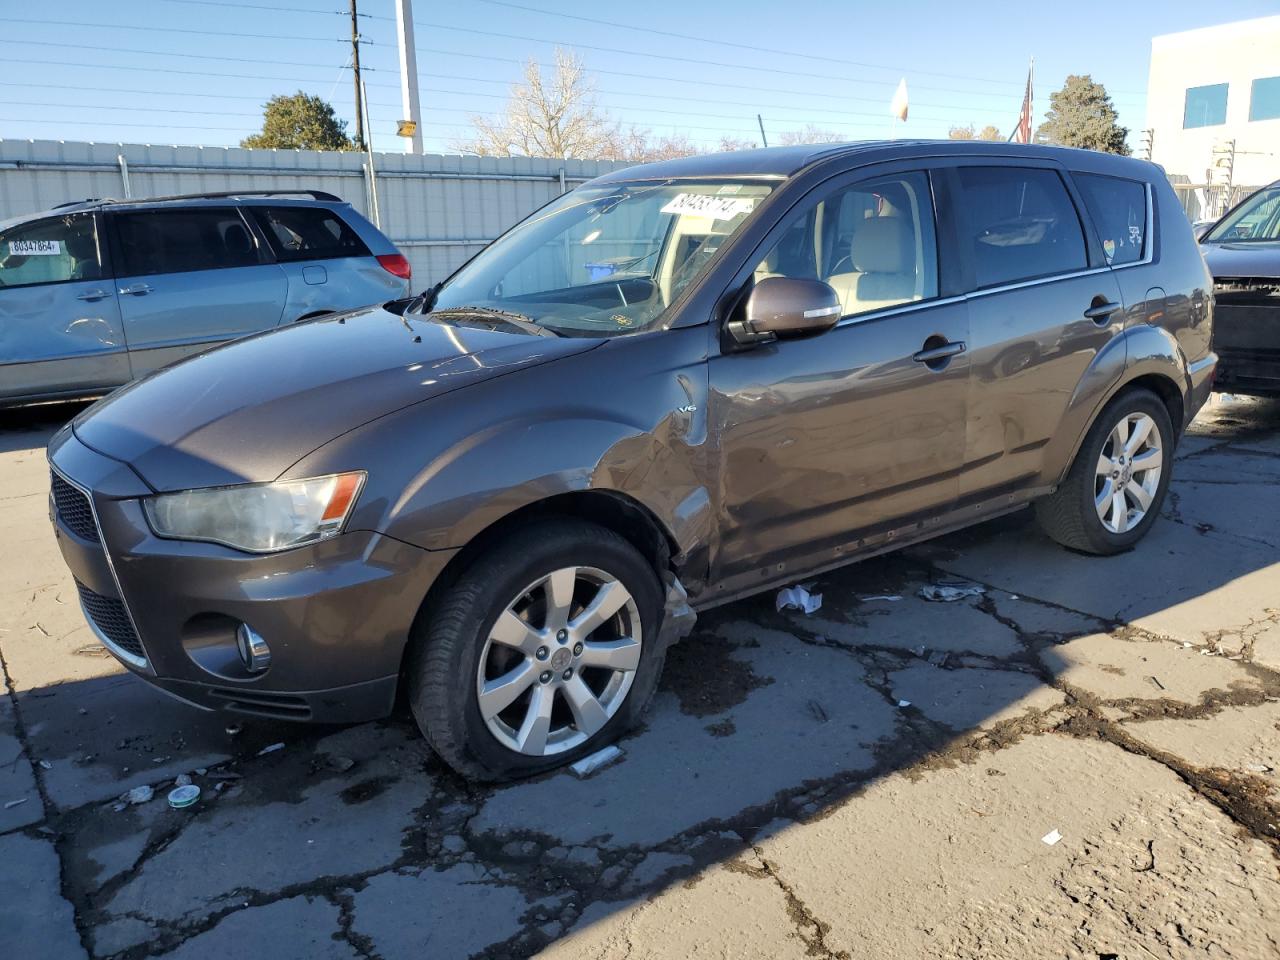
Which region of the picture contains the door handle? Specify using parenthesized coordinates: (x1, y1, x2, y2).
(1083, 300, 1121, 322)
(119, 283, 152, 296)
(75, 289, 110, 302)
(912, 341, 966, 364)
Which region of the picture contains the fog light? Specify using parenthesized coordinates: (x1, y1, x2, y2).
(235, 624, 271, 673)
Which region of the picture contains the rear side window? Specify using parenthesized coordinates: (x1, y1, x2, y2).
(1074, 174, 1147, 266)
(250, 206, 370, 262)
(114, 208, 261, 276)
(0, 213, 102, 288)
(954, 167, 1087, 289)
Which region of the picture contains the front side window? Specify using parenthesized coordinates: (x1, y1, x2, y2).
(1075, 173, 1148, 266)
(750, 172, 938, 319)
(250, 206, 370, 262)
(954, 167, 1087, 289)
(429, 180, 775, 336)
(1205, 184, 1280, 242)
(1184, 83, 1229, 128)
(1250, 76, 1280, 122)
(113, 208, 260, 276)
(0, 213, 102, 289)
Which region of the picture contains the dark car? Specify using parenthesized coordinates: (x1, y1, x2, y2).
(48, 141, 1216, 780)
(1199, 180, 1280, 396)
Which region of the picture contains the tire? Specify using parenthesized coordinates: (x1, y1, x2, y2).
(1035, 388, 1174, 556)
(407, 519, 665, 781)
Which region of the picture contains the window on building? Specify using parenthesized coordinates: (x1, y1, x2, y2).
(1183, 83, 1229, 128)
(1250, 76, 1280, 122)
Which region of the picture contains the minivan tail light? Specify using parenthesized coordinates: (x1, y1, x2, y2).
(377, 253, 412, 280)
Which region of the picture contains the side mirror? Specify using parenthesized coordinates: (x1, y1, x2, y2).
(729, 276, 842, 344)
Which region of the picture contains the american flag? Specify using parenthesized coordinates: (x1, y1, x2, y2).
(1010, 60, 1034, 144)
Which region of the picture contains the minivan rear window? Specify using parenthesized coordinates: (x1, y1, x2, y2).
(250, 206, 370, 263)
(1075, 173, 1147, 266)
(954, 167, 1087, 289)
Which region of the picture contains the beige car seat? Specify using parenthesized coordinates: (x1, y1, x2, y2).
(825, 216, 918, 316)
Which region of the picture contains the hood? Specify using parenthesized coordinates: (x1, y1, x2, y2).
(74, 304, 600, 491)
(1200, 240, 1280, 280)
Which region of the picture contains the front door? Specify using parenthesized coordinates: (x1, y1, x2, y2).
(108, 206, 287, 375)
(710, 169, 969, 586)
(0, 211, 130, 403)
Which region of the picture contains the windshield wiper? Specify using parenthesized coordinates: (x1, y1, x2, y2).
(408, 281, 444, 314)
(429, 306, 561, 337)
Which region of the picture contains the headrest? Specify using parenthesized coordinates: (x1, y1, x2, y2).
(224, 223, 252, 255)
(850, 217, 910, 274)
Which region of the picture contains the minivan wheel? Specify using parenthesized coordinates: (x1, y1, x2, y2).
(408, 519, 665, 781)
(1035, 388, 1173, 556)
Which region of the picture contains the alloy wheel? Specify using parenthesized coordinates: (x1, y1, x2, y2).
(475, 566, 642, 756)
(1094, 411, 1163, 534)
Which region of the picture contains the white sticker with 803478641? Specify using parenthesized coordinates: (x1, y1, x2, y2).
(9, 239, 61, 256)
(660, 193, 757, 220)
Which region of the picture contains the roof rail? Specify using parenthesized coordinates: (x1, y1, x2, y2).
(108, 189, 345, 204)
(52, 198, 112, 209)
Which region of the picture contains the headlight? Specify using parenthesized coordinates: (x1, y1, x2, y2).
(143, 472, 365, 553)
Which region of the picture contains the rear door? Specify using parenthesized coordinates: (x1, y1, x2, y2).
(109, 206, 287, 375)
(247, 204, 396, 316)
(0, 210, 130, 403)
(946, 162, 1125, 501)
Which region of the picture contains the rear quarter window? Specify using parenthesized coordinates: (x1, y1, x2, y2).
(954, 166, 1088, 289)
(1074, 173, 1148, 266)
(250, 206, 370, 262)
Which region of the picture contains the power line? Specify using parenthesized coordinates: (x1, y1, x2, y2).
(0, 38, 382, 72)
(0, 17, 360, 44)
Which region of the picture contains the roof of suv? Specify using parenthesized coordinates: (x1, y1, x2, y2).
(593, 139, 1161, 184)
(1, 191, 349, 229)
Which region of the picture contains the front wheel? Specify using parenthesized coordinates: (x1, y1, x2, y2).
(1035, 388, 1174, 555)
(407, 519, 665, 781)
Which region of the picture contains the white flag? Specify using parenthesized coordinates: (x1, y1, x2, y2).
(890, 78, 909, 121)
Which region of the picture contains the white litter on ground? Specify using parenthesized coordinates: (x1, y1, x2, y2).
(257, 742, 285, 756)
(776, 585, 823, 614)
(1041, 828, 1063, 846)
(860, 595, 902, 602)
(125, 785, 153, 805)
(570, 745, 624, 779)
(897, 700, 912, 708)
(4, 798, 28, 809)
(918, 582, 986, 602)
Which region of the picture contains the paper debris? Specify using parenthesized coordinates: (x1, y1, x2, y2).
(1041, 828, 1062, 846)
(897, 700, 912, 708)
(860, 594, 902, 602)
(569, 745, 624, 779)
(174, 773, 193, 787)
(257, 742, 285, 757)
(4, 798, 28, 809)
(919, 582, 986, 602)
(776, 585, 823, 614)
(125, 785, 153, 805)
(37, 759, 52, 770)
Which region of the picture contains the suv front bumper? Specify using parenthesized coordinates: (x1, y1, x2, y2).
(48, 431, 454, 724)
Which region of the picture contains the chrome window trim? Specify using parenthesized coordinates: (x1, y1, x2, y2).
(50, 464, 149, 670)
(965, 265, 1112, 301)
(834, 294, 965, 328)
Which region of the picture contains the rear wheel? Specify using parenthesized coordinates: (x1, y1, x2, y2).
(408, 519, 665, 781)
(1035, 388, 1173, 555)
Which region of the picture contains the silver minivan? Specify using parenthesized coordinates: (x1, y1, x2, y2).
(0, 190, 410, 407)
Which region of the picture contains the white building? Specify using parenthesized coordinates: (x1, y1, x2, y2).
(1145, 16, 1280, 218)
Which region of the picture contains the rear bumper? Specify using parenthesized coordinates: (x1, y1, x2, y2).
(1186, 352, 1219, 421)
(48, 431, 456, 724)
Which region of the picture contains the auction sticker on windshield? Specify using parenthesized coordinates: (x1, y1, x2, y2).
(9, 239, 61, 256)
(660, 193, 758, 220)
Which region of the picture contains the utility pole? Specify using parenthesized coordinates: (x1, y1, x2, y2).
(756, 114, 768, 148)
(394, 0, 423, 155)
(350, 0, 364, 150)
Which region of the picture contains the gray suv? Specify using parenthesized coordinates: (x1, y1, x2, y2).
(1, 190, 410, 407)
(48, 142, 1216, 780)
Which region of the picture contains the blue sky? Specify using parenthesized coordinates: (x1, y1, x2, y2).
(1, 0, 1276, 154)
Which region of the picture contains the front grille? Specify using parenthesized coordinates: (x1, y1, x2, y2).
(51, 473, 99, 542)
(75, 579, 145, 661)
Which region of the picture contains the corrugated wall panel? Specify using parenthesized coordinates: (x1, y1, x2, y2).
(1, 139, 628, 288)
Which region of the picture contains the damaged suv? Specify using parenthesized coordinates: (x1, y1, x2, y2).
(1199, 180, 1280, 396)
(49, 142, 1215, 780)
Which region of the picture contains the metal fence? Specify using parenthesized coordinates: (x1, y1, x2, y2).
(1167, 179, 1266, 224)
(0, 140, 630, 287)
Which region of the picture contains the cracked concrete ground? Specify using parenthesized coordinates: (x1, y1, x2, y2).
(2, 393, 1280, 959)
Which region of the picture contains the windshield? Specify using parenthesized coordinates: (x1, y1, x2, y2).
(428, 179, 775, 336)
(1205, 185, 1280, 243)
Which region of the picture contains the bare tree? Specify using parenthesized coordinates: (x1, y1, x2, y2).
(778, 124, 846, 146)
(717, 135, 758, 151)
(454, 50, 619, 158)
(948, 124, 977, 140)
